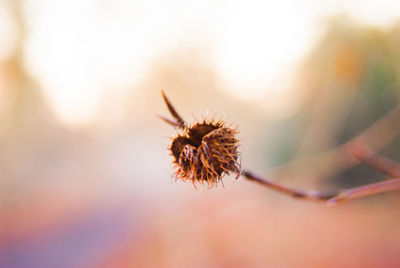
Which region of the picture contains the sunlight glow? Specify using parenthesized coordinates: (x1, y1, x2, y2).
(25, 0, 190, 127)
(215, 1, 314, 102)
(22, 0, 400, 126)
(0, 5, 16, 61)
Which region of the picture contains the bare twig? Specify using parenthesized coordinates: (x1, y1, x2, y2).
(327, 178, 400, 204)
(242, 170, 400, 205)
(243, 144, 400, 204)
(242, 170, 338, 202)
(348, 141, 400, 178)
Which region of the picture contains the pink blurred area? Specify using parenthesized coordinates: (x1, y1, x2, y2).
(3, 184, 400, 267)
(1, 1, 400, 268)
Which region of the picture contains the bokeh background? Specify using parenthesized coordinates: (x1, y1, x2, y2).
(1, 0, 400, 267)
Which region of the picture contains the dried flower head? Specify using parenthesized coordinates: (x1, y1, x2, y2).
(159, 91, 241, 188)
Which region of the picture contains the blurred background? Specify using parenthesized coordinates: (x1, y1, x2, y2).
(1, 0, 400, 267)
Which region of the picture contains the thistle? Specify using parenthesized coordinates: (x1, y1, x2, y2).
(159, 91, 240, 188)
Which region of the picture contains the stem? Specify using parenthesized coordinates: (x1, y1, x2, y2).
(327, 177, 400, 204)
(349, 142, 400, 177)
(241, 170, 337, 202)
(157, 114, 182, 128)
(161, 90, 186, 129)
(242, 170, 400, 205)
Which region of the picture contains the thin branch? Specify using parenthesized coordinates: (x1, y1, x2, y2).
(242, 170, 338, 202)
(242, 170, 400, 205)
(349, 141, 400, 178)
(327, 178, 400, 204)
(161, 90, 186, 129)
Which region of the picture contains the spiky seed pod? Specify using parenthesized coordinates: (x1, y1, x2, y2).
(170, 120, 241, 188)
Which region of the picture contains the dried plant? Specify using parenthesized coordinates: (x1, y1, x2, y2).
(159, 91, 240, 188)
(160, 91, 400, 205)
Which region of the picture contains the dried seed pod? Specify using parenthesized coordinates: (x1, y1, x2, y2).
(160, 91, 240, 188)
(170, 120, 241, 188)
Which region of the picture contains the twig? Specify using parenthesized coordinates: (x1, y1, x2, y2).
(242, 170, 338, 202)
(242, 170, 400, 205)
(327, 178, 400, 204)
(243, 144, 400, 204)
(348, 141, 400, 178)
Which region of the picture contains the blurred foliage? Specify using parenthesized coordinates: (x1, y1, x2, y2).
(1, 2, 400, 267)
(261, 16, 400, 189)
